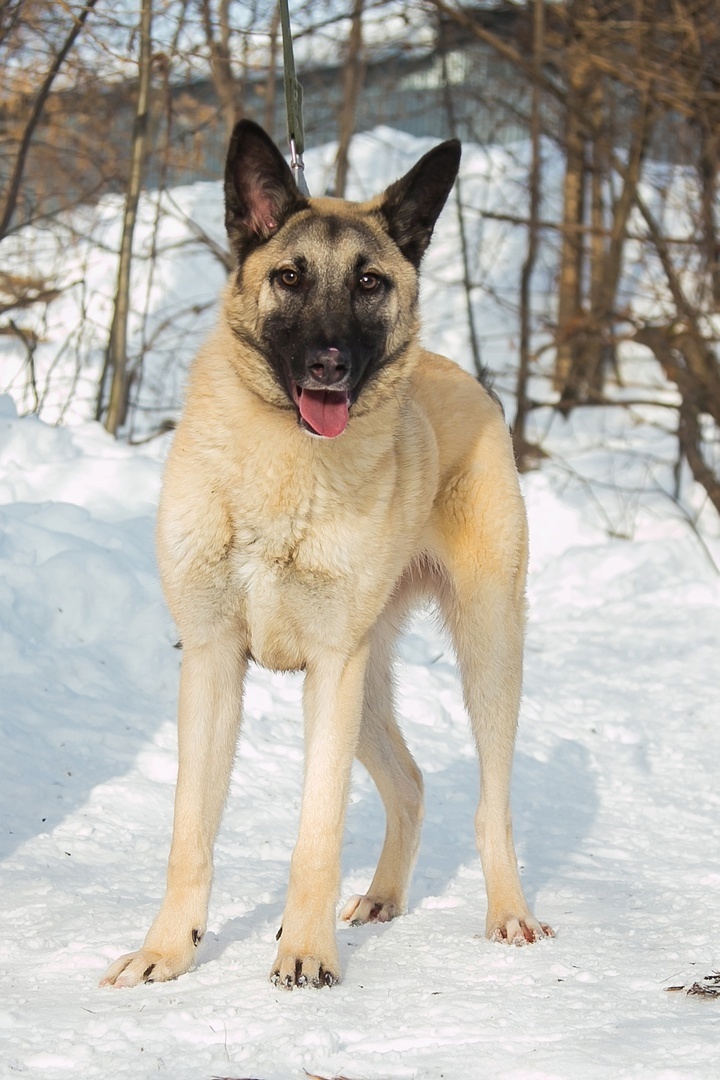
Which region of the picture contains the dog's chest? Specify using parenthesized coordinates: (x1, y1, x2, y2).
(233, 509, 353, 587)
(227, 489, 386, 670)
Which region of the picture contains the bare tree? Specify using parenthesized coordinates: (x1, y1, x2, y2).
(552, 0, 589, 396)
(334, 0, 365, 198)
(263, 1, 281, 133)
(200, 0, 238, 145)
(634, 190, 720, 516)
(513, 0, 544, 467)
(102, 0, 155, 436)
(438, 18, 483, 381)
(0, 0, 100, 242)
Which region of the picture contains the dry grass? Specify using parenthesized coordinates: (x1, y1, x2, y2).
(665, 971, 720, 998)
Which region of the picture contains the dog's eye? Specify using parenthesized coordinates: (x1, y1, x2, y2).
(279, 268, 300, 287)
(358, 272, 381, 292)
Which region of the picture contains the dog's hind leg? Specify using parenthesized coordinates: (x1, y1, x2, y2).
(101, 632, 246, 987)
(443, 580, 547, 943)
(340, 612, 424, 926)
(436, 448, 553, 945)
(440, 554, 553, 945)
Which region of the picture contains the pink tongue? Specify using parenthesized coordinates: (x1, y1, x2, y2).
(297, 388, 349, 438)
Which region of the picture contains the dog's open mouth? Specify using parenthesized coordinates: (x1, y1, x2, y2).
(293, 386, 349, 439)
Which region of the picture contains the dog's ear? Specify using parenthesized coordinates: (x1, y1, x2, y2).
(224, 120, 307, 256)
(380, 140, 461, 268)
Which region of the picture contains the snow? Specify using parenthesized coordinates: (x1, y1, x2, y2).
(2, 129, 720, 1078)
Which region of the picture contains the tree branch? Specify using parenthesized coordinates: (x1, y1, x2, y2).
(0, 0, 100, 242)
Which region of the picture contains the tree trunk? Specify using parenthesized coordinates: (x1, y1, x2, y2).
(334, 0, 365, 198)
(201, 0, 237, 147)
(103, 0, 153, 437)
(514, 0, 544, 467)
(582, 92, 652, 399)
(554, 44, 588, 395)
(635, 325, 720, 516)
(264, 2, 281, 135)
(697, 120, 720, 308)
(439, 19, 483, 382)
(585, 75, 608, 396)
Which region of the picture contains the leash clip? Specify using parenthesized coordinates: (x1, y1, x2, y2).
(289, 137, 310, 197)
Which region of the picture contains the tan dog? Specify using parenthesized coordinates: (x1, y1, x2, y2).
(101, 120, 552, 991)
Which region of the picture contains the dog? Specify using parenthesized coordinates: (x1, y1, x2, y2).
(101, 119, 552, 991)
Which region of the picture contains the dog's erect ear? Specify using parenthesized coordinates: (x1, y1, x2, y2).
(380, 140, 461, 268)
(224, 120, 307, 256)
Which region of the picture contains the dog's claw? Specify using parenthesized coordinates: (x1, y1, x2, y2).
(270, 953, 340, 989)
(100, 946, 193, 988)
(487, 915, 554, 945)
(340, 893, 401, 926)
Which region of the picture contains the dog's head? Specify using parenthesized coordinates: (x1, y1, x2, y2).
(223, 120, 460, 438)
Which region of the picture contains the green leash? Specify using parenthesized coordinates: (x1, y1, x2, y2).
(279, 0, 310, 196)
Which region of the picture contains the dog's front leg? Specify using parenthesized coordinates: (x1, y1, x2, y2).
(271, 643, 370, 988)
(101, 633, 246, 987)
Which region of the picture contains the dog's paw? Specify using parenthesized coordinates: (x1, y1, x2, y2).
(99, 943, 196, 988)
(339, 892, 402, 926)
(486, 912, 554, 946)
(270, 948, 340, 989)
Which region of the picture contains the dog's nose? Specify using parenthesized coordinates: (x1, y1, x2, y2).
(306, 348, 349, 387)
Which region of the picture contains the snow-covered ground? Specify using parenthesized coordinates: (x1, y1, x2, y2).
(1, 385, 719, 1078)
(1, 128, 720, 1078)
